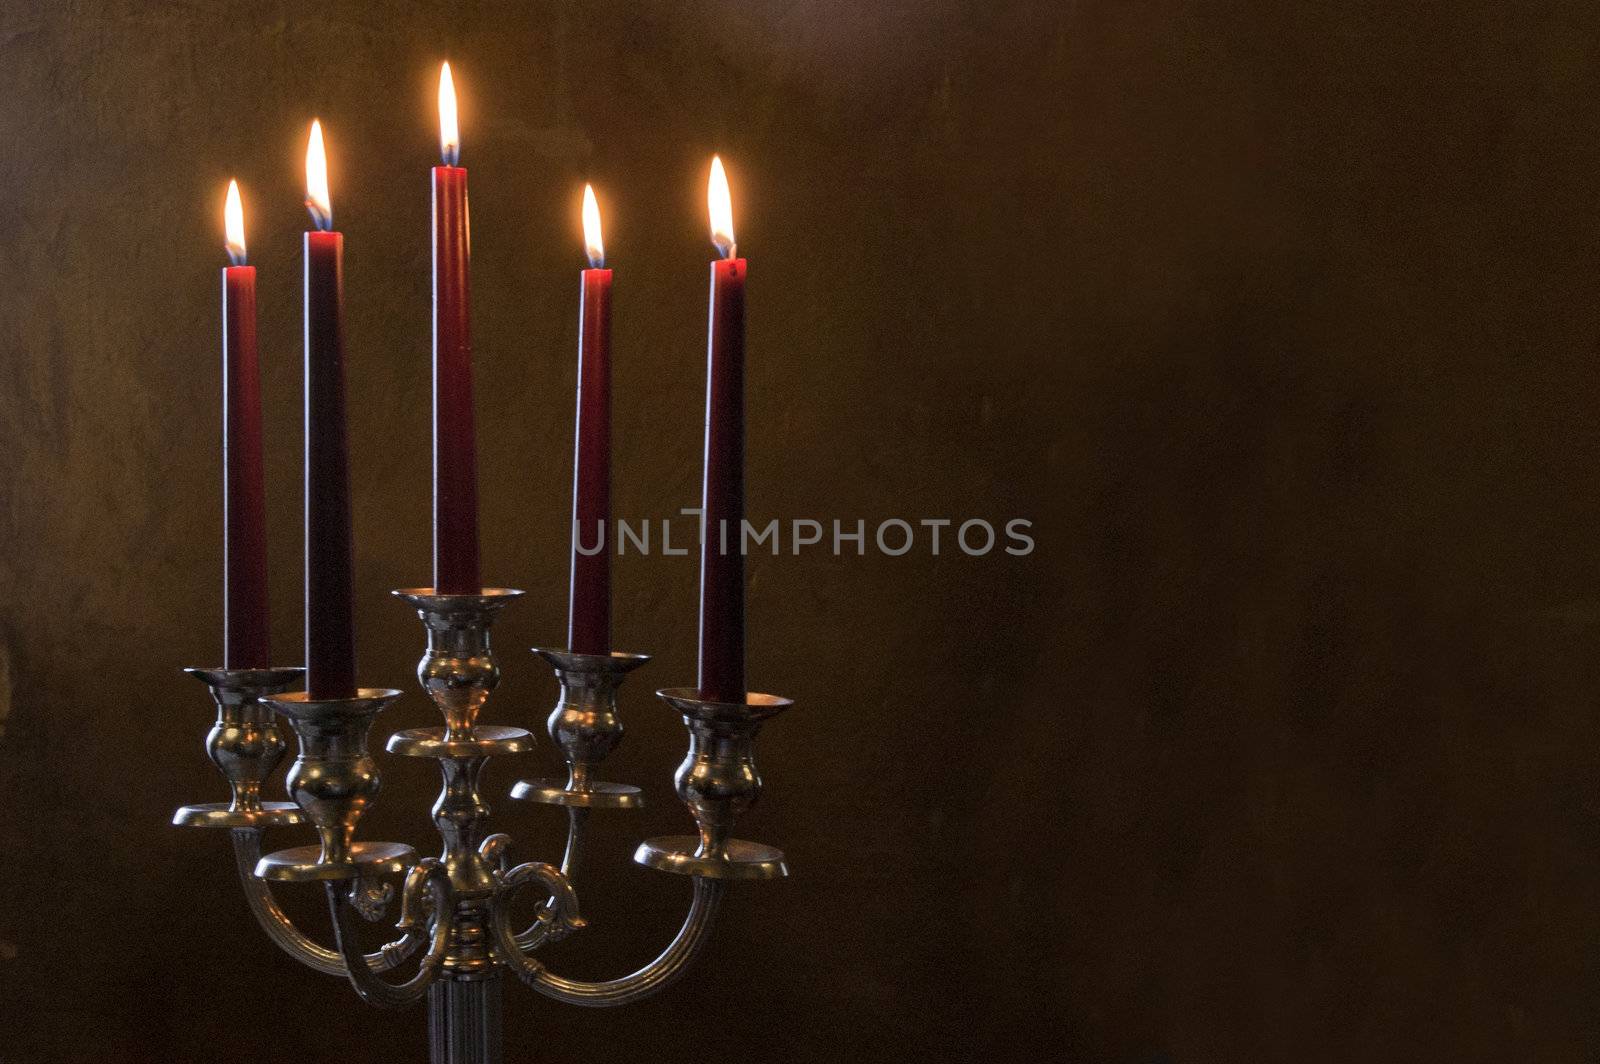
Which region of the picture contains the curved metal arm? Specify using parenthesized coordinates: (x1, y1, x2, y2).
(493, 877, 726, 1007)
(479, 832, 514, 871)
(325, 870, 453, 1008)
(230, 828, 423, 977)
(501, 858, 587, 948)
(477, 830, 590, 952)
(510, 808, 592, 951)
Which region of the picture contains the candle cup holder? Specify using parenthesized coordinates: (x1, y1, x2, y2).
(634, 689, 793, 881)
(392, 588, 525, 740)
(254, 688, 418, 882)
(173, 666, 306, 829)
(509, 648, 650, 811)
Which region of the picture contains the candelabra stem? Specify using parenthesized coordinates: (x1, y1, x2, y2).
(429, 974, 503, 1064)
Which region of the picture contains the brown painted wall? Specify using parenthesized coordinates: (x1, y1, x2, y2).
(1, 1, 1597, 1061)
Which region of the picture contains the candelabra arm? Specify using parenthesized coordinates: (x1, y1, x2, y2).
(479, 833, 513, 870)
(492, 877, 726, 1007)
(505, 809, 591, 953)
(230, 829, 425, 976)
(326, 869, 453, 1008)
(560, 807, 590, 880)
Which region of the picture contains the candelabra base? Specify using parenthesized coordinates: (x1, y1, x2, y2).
(429, 975, 504, 1064)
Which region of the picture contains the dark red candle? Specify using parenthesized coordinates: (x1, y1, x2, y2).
(698, 156, 746, 703)
(569, 184, 612, 654)
(431, 62, 481, 594)
(221, 180, 270, 670)
(303, 120, 356, 700)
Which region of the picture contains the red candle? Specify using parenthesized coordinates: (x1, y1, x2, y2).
(569, 184, 612, 654)
(303, 120, 356, 700)
(221, 180, 270, 670)
(697, 156, 746, 703)
(431, 61, 481, 594)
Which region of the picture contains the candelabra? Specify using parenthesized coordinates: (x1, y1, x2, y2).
(173, 587, 792, 1064)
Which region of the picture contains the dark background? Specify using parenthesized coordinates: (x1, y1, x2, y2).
(0, 0, 1597, 1061)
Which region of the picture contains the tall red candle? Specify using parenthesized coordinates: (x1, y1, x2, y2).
(303, 120, 356, 700)
(221, 180, 270, 669)
(432, 61, 481, 594)
(569, 184, 612, 654)
(698, 156, 746, 703)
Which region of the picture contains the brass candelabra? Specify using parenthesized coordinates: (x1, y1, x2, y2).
(173, 587, 792, 1064)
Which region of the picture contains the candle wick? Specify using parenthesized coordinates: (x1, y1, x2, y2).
(306, 199, 333, 232)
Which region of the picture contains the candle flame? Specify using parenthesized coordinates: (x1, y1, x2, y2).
(305, 119, 332, 230)
(439, 61, 460, 166)
(708, 155, 735, 258)
(224, 179, 246, 265)
(582, 184, 604, 269)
